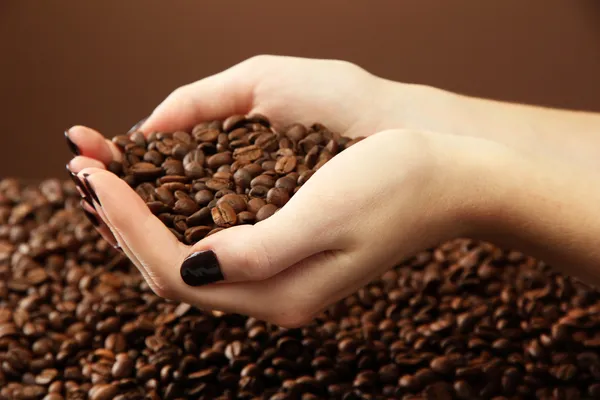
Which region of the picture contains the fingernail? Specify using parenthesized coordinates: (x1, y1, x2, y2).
(64, 130, 81, 156)
(114, 244, 122, 251)
(81, 205, 100, 226)
(128, 117, 149, 133)
(67, 164, 95, 208)
(82, 173, 101, 206)
(180, 250, 224, 286)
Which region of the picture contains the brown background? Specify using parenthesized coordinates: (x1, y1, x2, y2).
(1, 1, 599, 180)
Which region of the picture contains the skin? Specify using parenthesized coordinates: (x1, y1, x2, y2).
(66, 55, 600, 328)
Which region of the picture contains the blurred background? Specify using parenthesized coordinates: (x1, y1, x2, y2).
(1, 1, 599, 180)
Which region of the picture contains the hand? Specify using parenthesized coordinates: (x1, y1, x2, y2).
(71, 129, 482, 327)
(64, 55, 430, 247)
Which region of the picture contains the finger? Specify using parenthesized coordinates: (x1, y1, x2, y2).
(79, 200, 119, 249)
(65, 126, 122, 165)
(67, 156, 106, 173)
(171, 249, 366, 328)
(141, 62, 256, 133)
(77, 168, 190, 298)
(88, 192, 155, 287)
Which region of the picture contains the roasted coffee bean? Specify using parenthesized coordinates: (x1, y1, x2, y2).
(223, 114, 246, 132)
(184, 226, 212, 244)
(256, 204, 278, 222)
(216, 194, 246, 213)
(266, 188, 289, 207)
(172, 194, 199, 216)
(248, 185, 269, 198)
(285, 123, 307, 141)
(247, 198, 266, 214)
(162, 159, 185, 176)
(211, 203, 237, 227)
(233, 145, 264, 163)
(183, 149, 205, 179)
(237, 211, 255, 225)
(251, 174, 275, 189)
(207, 152, 233, 169)
(130, 162, 163, 181)
(186, 207, 212, 227)
(275, 176, 296, 193)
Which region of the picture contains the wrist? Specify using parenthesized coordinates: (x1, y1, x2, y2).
(429, 134, 518, 241)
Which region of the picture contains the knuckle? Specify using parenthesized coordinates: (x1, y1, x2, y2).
(239, 244, 273, 281)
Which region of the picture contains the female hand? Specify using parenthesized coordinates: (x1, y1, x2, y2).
(71, 129, 491, 327)
(64, 55, 436, 247)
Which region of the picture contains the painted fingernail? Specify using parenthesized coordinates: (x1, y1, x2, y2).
(82, 173, 101, 206)
(114, 244, 122, 251)
(67, 164, 95, 208)
(64, 130, 81, 156)
(128, 116, 149, 133)
(180, 250, 224, 287)
(81, 206, 100, 226)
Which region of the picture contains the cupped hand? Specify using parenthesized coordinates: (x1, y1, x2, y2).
(69, 128, 484, 327)
(64, 55, 412, 248)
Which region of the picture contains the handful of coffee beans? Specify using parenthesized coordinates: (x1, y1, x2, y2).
(108, 114, 364, 244)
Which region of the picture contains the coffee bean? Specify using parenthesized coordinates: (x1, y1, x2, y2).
(112, 354, 134, 379)
(248, 185, 269, 198)
(184, 226, 212, 244)
(130, 162, 163, 181)
(275, 155, 297, 174)
(222, 114, 246, 132)
(251, 174, 275, 189)
(173, 195, 199, 216)
(247, 198, 266, 214)
(211, 203, 237, 227)
(206, 176, 234, 191)
(207, 152, 233, 169)
(89, 383, 119, 400)
(266, 188, 289, 207)
(217, 194, 246, 213)
(285, 123, 307, 141)
(256, 204, 278, 222)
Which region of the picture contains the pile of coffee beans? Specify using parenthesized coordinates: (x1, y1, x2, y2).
(108, 114, 364, 244)
(2, 117, 600, 399)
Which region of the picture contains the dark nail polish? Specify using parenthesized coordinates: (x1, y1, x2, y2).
(128, 117, 149, 133)
(82, 173, 101, 205)
(180, 250, 224, 286)
(64, 130, 81, 156)
(67, 165, 95, 208)
(81, 206, 100, 226)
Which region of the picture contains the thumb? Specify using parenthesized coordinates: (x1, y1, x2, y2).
(140, 61, 258, 134)
(180, 191, 344, 287)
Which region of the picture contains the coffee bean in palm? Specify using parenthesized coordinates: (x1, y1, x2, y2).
(256, 204, 278, 222)
(266, 188, 289, 208)
(212, 203, 237, 227)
